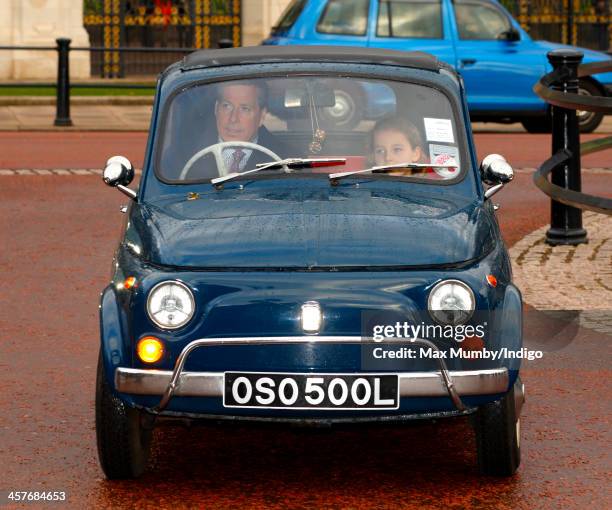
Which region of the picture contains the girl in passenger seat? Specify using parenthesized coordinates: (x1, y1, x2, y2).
(370, 116, 426, 175)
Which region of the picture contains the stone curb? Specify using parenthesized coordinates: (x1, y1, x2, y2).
(0, 167, 609, 176)
(0, 96, 154, 106)
(0, 168, 140, 175)
(509, 212, 612, 335)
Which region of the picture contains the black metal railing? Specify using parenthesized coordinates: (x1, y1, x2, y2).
(0, 37, 233, 126)
(533, 50, 612, 245)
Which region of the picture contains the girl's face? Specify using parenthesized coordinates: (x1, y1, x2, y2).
(373, 129, 422, 168)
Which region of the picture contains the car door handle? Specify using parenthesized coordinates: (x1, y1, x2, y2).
(459, 58, 477, 67)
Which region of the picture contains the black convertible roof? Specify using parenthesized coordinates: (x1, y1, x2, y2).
(181, 45, 442, 72)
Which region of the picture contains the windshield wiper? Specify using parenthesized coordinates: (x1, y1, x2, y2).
(211, 158, 346, 187)
(329, 161, 458, 184)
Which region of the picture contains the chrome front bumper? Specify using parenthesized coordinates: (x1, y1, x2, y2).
(114, 336, 511, 414)
(116, 367, 508, 398)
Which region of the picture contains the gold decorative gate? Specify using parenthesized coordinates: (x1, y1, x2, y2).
(500, 0, 611, 52)
(83, 0, 242, 77)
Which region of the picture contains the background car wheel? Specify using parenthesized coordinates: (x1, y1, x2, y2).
(95, 351, 153, 479)
(318, 81, 364, 130)
(473, 385, 521, 476)
(576, 79, 604, 133)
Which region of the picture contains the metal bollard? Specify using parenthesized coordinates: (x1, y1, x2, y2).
(54, 38, 72, 127)
(218, 38, 233, 49)
(545, 49, 587, 246)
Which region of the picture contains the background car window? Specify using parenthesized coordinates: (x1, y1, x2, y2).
(376, 0, 442, 38)
(271, 0, 307, 34)
(454, 0, 511, 40)
(317, 0, 369, 36)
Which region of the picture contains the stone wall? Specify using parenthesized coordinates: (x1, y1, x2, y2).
(242, 0, 292, 47)
(0, 0, 292, 79)
(0, 0, 90, 80)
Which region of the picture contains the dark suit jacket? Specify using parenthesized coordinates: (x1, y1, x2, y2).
(185, 126, 288, 180)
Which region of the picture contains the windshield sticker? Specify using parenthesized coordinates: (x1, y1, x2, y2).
(429, 145, 460, 179)
(424, 118, 455, 144)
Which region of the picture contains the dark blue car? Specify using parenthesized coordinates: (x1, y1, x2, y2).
(97, 46, 524, 479)
(263, 0, 612, 132)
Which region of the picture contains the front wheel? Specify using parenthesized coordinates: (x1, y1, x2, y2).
(95, 351, 153, 479)
(473, 385, 521, 476)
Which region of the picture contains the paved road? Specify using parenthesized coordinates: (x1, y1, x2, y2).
(1, 131, 612, 170)
(1, 132, 611, 509)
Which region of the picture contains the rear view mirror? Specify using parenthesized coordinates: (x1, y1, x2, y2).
(284, 82, 337, 108)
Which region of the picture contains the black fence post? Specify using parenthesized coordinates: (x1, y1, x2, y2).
(545, 49, 587, 246)
(54, 37, 72, 127)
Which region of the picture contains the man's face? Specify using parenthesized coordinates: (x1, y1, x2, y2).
(215, 84, 266, 142)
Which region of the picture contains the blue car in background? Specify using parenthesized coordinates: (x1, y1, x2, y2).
(263, 0, 612, 132)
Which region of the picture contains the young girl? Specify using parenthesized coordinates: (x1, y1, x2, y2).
(370, 116, 425, 175)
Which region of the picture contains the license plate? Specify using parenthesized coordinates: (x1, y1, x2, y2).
(223, 372, 399, 410)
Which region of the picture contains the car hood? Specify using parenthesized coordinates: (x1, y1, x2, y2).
(130, 184, 495, 269)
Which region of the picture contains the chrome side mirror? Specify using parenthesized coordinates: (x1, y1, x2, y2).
(103, 156, 137, 200)
(480, 154, 513, 199)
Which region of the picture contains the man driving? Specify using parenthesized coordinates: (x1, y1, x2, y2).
(203, 81, 285, 174)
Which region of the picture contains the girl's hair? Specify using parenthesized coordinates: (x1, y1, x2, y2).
(371, 116, 424, 154)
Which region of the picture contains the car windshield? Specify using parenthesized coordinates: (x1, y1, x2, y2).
(157, 76, 464, 184)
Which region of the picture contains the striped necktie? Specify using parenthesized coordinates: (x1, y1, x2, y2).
(230, 149, 245, 172)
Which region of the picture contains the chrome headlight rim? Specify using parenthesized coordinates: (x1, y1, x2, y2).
(427, 279, 476, 326)
(146, 280, 195, 330)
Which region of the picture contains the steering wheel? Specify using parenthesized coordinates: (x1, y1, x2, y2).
(178, 141, 283, 180)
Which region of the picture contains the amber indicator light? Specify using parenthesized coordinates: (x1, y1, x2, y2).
(137, 336, 164, 363)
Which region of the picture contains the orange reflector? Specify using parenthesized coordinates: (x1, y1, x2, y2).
(124, 276, 137, 289)
(137, 336, 164, 363)
(486, 274, 497, 287)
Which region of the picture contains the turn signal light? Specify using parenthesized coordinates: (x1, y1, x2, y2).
(486, 274, 497, 287)
(137, 336, 164, 363)
(124, 276, 137, 289)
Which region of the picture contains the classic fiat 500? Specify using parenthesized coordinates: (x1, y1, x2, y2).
(96, 46, 524, 479)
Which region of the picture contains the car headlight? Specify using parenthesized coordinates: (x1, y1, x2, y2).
(146, 281, 195, 330)
(427, 279, 475, 325)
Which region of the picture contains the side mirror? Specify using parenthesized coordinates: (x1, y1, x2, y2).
(498, 28, 520, 42)
(480, 154, 513, 199)
(103, 156, 137, 200)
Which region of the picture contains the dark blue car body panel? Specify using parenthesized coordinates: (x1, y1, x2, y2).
(100, 47, 522, 420)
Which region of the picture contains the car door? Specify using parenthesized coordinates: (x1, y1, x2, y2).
(367, 0, 456, 68)
(450, 0, 547, 114)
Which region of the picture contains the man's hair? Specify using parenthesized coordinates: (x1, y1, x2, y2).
(371, 115, 424, 151)
(216, 81, 268, 109)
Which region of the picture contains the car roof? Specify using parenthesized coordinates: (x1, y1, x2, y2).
(180, 45, 443, 73)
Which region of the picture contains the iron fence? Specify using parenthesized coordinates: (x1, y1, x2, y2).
(500, 0, 611, 52)
(83, 0, 241, 77)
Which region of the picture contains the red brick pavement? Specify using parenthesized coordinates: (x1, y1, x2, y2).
(0, 131, 611, 169)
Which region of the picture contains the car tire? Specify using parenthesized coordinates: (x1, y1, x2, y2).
(576, 79, 604, 133)
(474, 385, 521, 476)
(95, 351, 153, 479)
(318, 81, 364, 130)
